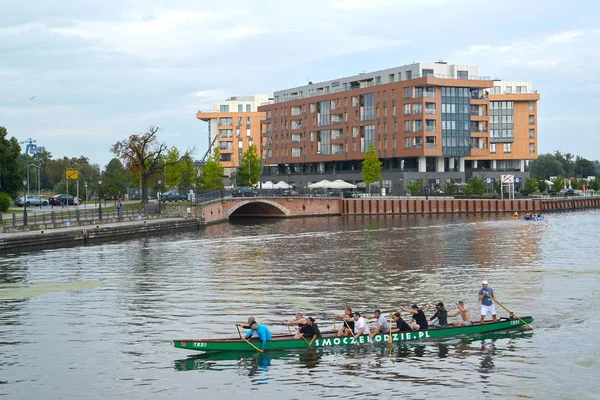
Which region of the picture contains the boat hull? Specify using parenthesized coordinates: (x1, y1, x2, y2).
(172, 316, 533, 352)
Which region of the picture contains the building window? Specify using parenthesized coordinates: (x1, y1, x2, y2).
(219, 117, 232, 126)
(404, 87, 411, 99)
(361, 125, 375, 151)
(503, 143, 512, 153)
(404, 120, 411, 132)
(219, 129, 233, 138)
(292, 147, 302, 157)
(413, 103, 422, 114)
(246, 116, 251, 126)
(413, 136, 422, 148)
(414, 87, 423, 98)
(266, 110, 272, 119)
(238, 104, 243, 112)
(310, 131, 316, 142)
(529, 129, 535, 139)
(422, 69, 434, 77)
(490, 143, 496, 153)
(529, 115, 535, 124)
(320, 130, 331, 155)
(505, 86, 512, 94)
(528, 101, 535, 111)
(220, 105, 229, 112)
(404, 104, 411, 116)
(353, 126, 359, 137)
(319, 101, 330, 126)
(361, 93, 374, 121)
(310, 103, 316, 113)
(405, 137, 411, 149)
(413, 120, 422, 132)
(457, 70, 468, 79)
(529, 143, 535, 153)
(405, 70, 412, 80)
(246, 104, 251, 112)
(517, 86, 527, 94)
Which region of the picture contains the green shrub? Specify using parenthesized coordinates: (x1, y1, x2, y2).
(0, 192, 11, 212)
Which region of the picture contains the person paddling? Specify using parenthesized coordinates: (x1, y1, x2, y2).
(478, 280, 497, 323)
(334, 307, 354, 337)
(244, 320, 272, 353)
(400, 304, 430, 331)
(390, 312, 412, 332)
(448, 301, 473, 326)
(294, 317, 322, 346)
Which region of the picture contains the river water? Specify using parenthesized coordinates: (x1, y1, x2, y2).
(1, 211, 599, 399)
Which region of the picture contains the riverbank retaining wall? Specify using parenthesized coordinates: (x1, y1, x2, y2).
(0, 218, 201, 254)
(341, 197, 600, 215)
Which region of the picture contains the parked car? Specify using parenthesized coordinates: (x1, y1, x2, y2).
(14, 195, 49, 207)
(48, 194, 82, 206)
(232, 187, 258, 198)
(161, 191, 187, 202)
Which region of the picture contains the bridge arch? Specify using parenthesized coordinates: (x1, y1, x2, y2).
(226, 199, 290, 218)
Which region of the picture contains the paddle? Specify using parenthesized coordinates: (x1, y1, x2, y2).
(236, 325, 242, 339)
(243, 337, 263, 352)
(332, 316, 337, 331)
(492, 297, 534, 330)
(296, 328, 312, 348)
(388, 313, 393, 344)
(344, 319, 358, 341)
(285, 320, 292, 335)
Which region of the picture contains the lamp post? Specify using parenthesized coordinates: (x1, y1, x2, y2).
(27, 164, 40, 198)
(98, 180, 103, 220)
(157, 179, 162, 215)
(22, 179, 28, 225)
(84, 182, 88, 208)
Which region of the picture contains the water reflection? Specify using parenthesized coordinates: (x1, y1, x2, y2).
(173, 331, 532, 380)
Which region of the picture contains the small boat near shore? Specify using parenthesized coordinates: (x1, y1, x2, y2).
(172, 316, 533, 352)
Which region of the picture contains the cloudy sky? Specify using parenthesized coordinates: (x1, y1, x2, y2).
(1, 0, 599, 168)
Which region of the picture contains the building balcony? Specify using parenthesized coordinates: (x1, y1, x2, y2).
(412, 109, 423, 115)
(425, 126, 436, 132)
(426, 143, 437, 148)
(470, 110, 488, 116)
(425, 109, 436, 115)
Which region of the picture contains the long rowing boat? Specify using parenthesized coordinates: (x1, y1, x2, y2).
(172, 316, 533, 352)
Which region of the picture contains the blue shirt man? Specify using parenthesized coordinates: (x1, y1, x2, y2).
(478, 280, 497, 323)
(245, 321, 272, 351)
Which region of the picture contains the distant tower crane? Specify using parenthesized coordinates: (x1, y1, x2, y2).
(20, 138, 45, 155)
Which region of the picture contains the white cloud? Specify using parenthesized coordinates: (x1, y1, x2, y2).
(545, 30, 586, 44)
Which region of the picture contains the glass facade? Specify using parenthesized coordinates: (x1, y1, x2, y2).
(361, 93, 374, 121)
(362, 125, 375, 151)
(490, 101, 514, 142)
(441, 87, 470, 156)
(318, 101, 330, 126)
(320, 130, 330, 155)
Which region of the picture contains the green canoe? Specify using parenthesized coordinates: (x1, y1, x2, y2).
(172, 316, 533, 352)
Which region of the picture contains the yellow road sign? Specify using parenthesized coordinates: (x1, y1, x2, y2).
(66, 170, 79, 180)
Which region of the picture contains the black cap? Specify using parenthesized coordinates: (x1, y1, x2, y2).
(393, 312, 401, 318)
(436, 302, 445, 308)
(250, 320, 258, 326)
(307, 317, 315, 322)
(411, 304, 418, 309)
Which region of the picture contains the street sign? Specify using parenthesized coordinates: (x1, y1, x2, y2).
(66, 170, 79, 180)
(515, 177, 521, 183)
(501, 174, 514, 184)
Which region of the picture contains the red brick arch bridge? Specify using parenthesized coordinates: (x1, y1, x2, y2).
(197, 196, 600, 224)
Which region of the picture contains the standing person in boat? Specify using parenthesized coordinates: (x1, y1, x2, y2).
(236, 317, 256, 330)
(334, 307, 354, 337)
(245, 320, 272, 353)
(400, 304, 430, 331)
(352, 312, 371, 336)
(294, 317, 322, 346)
(390, 312, 412, 332)
(478, 280, 497, 323)
(365, 309, 391, 337)
(287, 313, 307, 326)
(448, 301, 473, 326)
(429, 302, 448, 328)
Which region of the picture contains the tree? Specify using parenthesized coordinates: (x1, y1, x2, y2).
(407, 179, 423, 196)
(361, 144, 382, 194)
(201, 148, 224, 190)
(236, 144, 261, 187)
(552, 176, 566, 193)
(554, 151, 574, 178)
(0, 126, 23, 197)
(493, 179, 502, 195)
(524, 178, 539, 194)
(444, 178, 457, 195)
(177, 155, 196, 194)
(102, 158, 127, 198)
(528, 153, 565, 180)
(111, 126, 190, 203)
(465, 176, 486, 196)
(573, 156, 597, 179)
(588, 179, 599, 191)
